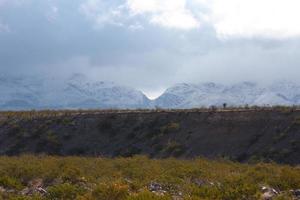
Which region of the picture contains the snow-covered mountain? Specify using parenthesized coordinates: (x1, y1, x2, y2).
(1, 74, 300, 110)
(155, 81, 300, 108)
(0, 74, 151, 110)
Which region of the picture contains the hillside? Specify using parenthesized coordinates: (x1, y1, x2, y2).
(2, 75, 300, 110)
(1, 108, 300, 164)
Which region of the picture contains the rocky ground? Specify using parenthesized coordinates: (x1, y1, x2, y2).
(1, 178, 300, 200)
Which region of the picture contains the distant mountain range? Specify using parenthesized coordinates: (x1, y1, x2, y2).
(155, 81, 300, 108)
(1, 74, 300, 110)
(0, 74, 151, 110)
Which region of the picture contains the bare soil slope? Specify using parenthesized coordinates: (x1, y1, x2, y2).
(1, 109, 300, 164)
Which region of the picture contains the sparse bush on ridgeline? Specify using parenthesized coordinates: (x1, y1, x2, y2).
(1, 105, 299, 120)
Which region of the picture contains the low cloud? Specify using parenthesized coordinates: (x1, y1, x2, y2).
(79, 0, 200, 30)
(126, 0, 200, 30)
(79, 0, 300, 37)
(79, 0, 130, 27)
(205, 0, 300, 39)
(1, 0, 300, 96)
(45, 6, 59, 22)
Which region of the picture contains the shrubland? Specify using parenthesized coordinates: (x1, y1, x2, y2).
(0, 155, 299, 199)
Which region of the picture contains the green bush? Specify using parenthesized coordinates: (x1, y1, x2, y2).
(60, 166, 82, 183)
(2, 194, 44, 200)
(47, 183, 86, 200)
(127, 191, 171, 200)
(0, 176, 23, 190)
(91, 183, 129, 200)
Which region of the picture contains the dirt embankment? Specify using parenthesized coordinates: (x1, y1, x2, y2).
(1, 109, 300, 164)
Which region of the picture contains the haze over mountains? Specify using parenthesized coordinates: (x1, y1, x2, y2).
(1, 74, 300, 110)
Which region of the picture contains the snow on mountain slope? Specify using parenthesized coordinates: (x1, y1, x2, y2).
(0, 74, 151, 110)
(222, 82, 265, 105)
(1, 74, 300, 110)
(155, 83, 226, 108)
(268, 81, 300, 103)
(61, 74, 151, 109)
(155, 81, 300, 108)
(0, 76, 43, 109)
(253, 92, 291, 106)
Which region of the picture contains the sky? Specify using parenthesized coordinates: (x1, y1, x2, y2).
(1, 0, 300, 99)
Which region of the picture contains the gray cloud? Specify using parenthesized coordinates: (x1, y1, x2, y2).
(0, 0, 300, 98)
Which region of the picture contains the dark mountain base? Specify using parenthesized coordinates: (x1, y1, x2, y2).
(1, 108, 300, 164)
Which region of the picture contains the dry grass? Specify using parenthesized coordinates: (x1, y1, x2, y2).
(0, 155, 299, 199)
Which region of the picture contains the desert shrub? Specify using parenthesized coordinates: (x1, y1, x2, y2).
(273, 132, 288, 142)
(62, 132, 72, 141)
(273, 193, 294, 200)
(153, 144, 163, 153)
(3, 163, 43, 185)
(160, 123, 180, 135)
(68, 147, 87, 155)
(36, 131, 62, 154)
(127, 191, 171, 200)
(163, 141, 186, 157)
(294, 117, 300, 125)
(121, 146, 142, 157)
(0, 176, 23, 190)
(145, 132, 157, 139)
(189, 185, 222, 200)
(219, 178, 259, 200)
(0, 155, 299, 199)
(98, 120, 113, 131)
(127, 132, 137, 140)
(248, 155, 266, 164)
(189, 180, 259, 200)
(3, 194, 44, 200)
(47, 183, 86, 200)
(8, 124, 22, 137)
(45, 131, 60, 145)
(91, 183, 129, 200)
(267, 168, 300, 190)
(60, 166, 82, 184)
(0, 120, 8, 127)
(61, 118, 74, 126)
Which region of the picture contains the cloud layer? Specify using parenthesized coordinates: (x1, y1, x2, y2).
(209, 0, 300, 38)
(78, 0, 300, 38)
(1, 0, 300, 98)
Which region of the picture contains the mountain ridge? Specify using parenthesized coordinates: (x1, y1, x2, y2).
(155, 81, 300, 108)
(1, 74, 300, 110)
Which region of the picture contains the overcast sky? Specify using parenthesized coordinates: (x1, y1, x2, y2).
(1, 0, 300, 98)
